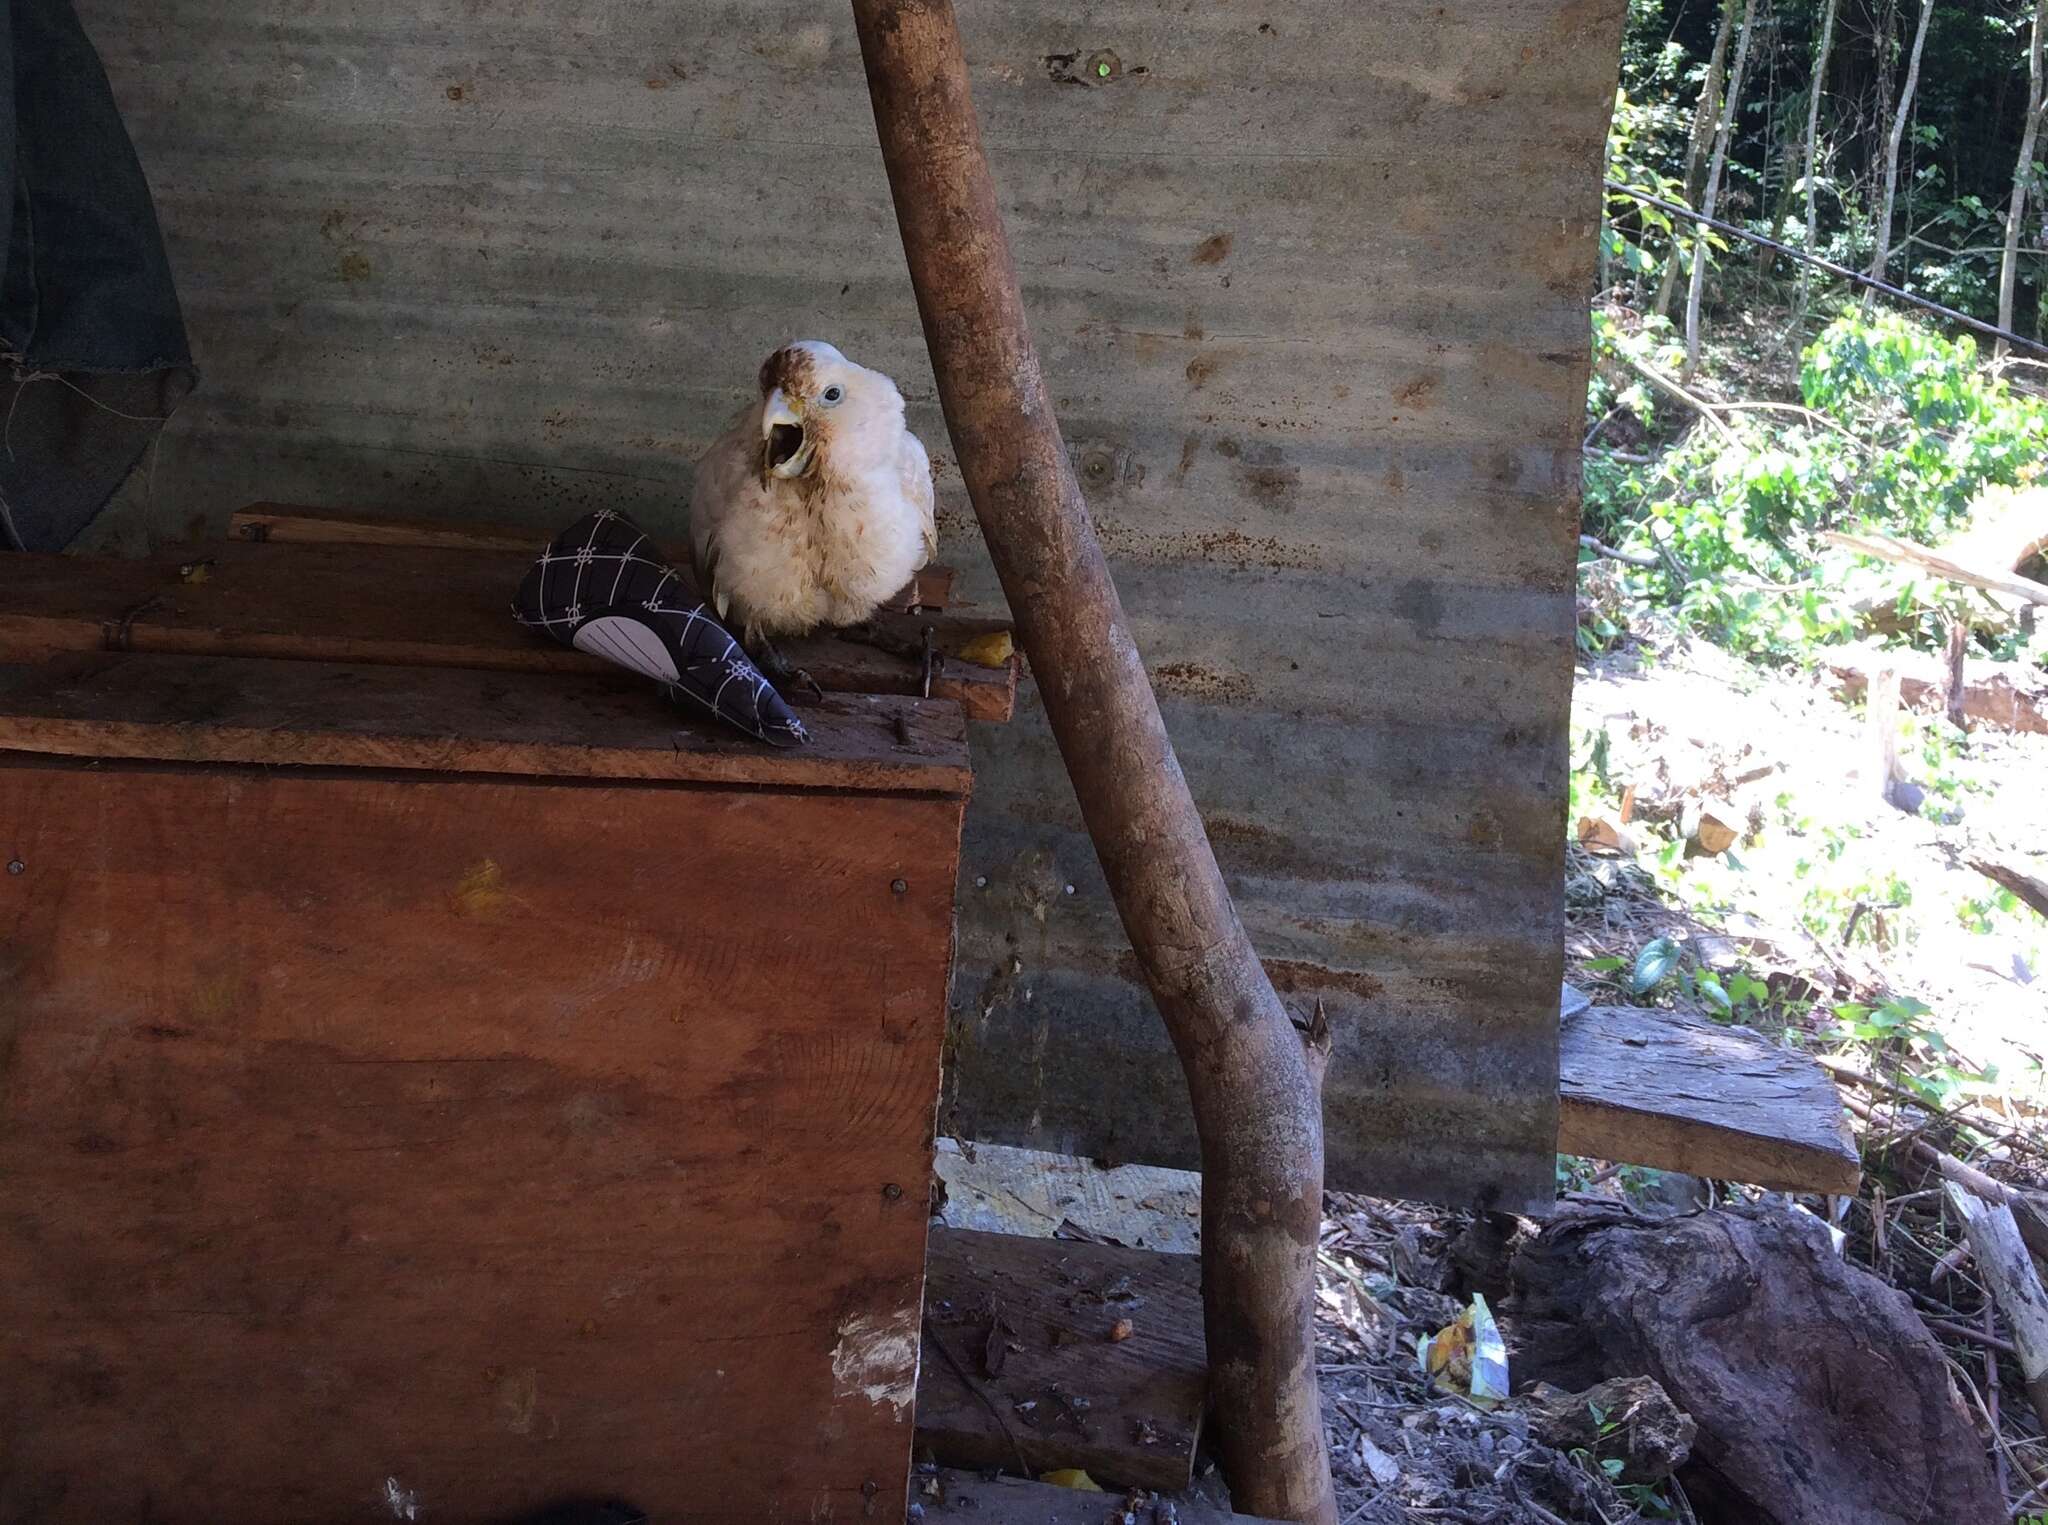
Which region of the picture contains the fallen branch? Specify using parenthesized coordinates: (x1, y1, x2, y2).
(1967, 851, 2048, 921)
(1579, 534, 1661, 568)
(1612, 349, 1742, 448)
(1920, 1313, 2018, 1358)
(1946, 1182, 2048, 1438)
(1825, 529, 2048, 608)
(1843, 1091, 2048, 1265)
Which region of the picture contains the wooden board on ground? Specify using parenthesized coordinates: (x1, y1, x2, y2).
(1, 544, 1016, 723)
(230, 502, 959, 611)
(0, 751, 962, 1522)
(916, 1227, 1205, 1493)
(0, 651, 971, 796)
(1558, 1005, 1861, 1194)
(914, 1468, 1286, 1524)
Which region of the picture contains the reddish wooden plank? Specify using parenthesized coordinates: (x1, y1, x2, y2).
(0, 651, 970, 796)
(231, 502, 960, 612)
(0, 760, 963, 1523)
(916, 1228, 1205, 1493)
(0, 544, 1016, 723)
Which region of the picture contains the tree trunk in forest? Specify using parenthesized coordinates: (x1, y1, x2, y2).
(847, 4, 1338, 1521)
(1685, 0, 1760, 374)
(1656, 0, 1742, 318)
(1999, 0, 2048, 357)
(1870, 0, 1937, 288)
(1796, 0, 1841, 316)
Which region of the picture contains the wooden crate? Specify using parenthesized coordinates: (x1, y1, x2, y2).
(0, 581, 971, 1522)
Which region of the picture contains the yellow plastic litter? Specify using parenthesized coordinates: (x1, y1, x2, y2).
(1418, 1293, 1509, 1408)
(1039, 1469, 1105, 1491)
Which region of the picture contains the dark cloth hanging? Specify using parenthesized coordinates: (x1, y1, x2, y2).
(0, 0, 194, 552)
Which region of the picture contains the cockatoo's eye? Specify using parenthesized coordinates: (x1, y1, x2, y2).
(820, 384, 845, 407)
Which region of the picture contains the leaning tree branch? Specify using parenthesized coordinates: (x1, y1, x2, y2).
(847, 4, 1336, 1519)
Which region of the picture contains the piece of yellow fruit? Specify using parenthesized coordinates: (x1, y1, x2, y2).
(958, 630, 1015, 668)
(1039, 1469, 1105, 1491)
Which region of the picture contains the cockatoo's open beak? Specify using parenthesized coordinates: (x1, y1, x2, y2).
(761, 388, 815, 480)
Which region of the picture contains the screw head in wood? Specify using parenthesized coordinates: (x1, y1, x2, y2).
(881, 1182, 903, 1201)
(5, 860, 21, 875)
(890, 877, 908, 895)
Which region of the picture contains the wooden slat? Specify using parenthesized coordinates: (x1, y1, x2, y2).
(231, 503, 960, 612)
(0, 761, 962, 1522)
(1559, 1005, 1861, 1194)
(916, 1227, 1204, 1493)
(915, 1469, 1286, 1524)
(0, 652, 971, 796)
(1, 544, 1016, 723)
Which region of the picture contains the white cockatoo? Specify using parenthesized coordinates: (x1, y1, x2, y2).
(689, 340, 936, 692)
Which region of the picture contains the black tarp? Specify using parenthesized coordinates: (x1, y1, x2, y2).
(0, 0, 193, 552)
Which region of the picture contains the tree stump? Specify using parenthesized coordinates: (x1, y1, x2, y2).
(1502, 1204, 2000, 1525)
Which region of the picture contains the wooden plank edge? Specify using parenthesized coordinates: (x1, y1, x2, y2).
(0, 714, 970, 797)
(1557, 1092, 1861, 1195)
(119, 623, 1019, 726)
(1558, 1017, 1862, 1196)
(232, 503, 959, 612)
(0, 713, 973, 797)
(912, 1469, 1287, 1525)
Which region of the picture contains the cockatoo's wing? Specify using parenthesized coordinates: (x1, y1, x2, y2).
(898, 429, 937, 568)
(688, 407, 760, 625)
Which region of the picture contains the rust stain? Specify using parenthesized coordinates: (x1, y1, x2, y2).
(644, 76, 669, 90)
(336, 251, 372, 283)
(1151, 660, 1255, 705)
(1172, 434, 1200, 482)
(1184, 355, 1219, 389)
(446, 83, 469, 102)
(1394, 372, 1441, 408)
(1191, 232, 1233, 265)
(1095, 520, 1328, 573)
(1263, 959, 1386, 1001)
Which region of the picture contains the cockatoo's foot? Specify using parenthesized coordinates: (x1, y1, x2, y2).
(751, 635, 826, 703)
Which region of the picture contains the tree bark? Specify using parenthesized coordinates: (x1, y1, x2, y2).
(1685, 0, 1760, 374)
(1797, 0, 1841, 316)
(1869, 0, 1937, 288)
(1999, 1, 2048, 358)
(845, 4, 1337, 1521)
(1656, 0, 1742, 319)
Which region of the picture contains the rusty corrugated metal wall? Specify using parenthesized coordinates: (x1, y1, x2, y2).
(79, 0, 1624, 1210)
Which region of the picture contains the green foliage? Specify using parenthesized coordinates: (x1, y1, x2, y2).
(1585, 308, 2048, 662)
(1829, 995, 1998, 1109)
